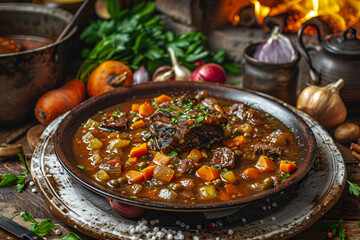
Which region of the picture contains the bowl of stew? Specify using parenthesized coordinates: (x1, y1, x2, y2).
(54, 82, 316, 212)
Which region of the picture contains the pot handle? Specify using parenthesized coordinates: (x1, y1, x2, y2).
(297, 22, 322, 85)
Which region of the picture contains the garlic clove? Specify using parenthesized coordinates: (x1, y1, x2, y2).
(168, 48, 191, 81)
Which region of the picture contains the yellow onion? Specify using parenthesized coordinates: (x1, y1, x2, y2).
(296, 78, 347, 129)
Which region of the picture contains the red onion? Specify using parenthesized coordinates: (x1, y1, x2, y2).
(191, 63, 227, 84)
(253, 26, 296, 64)
(106, 197, 144, 218)
(133, 66, 150, 85)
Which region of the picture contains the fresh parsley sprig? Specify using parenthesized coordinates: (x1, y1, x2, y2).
(0, 153, 29, 192)
(320, 219, 345, 240)
(347, 180, 360, 196)
(21, 211, 55, 236)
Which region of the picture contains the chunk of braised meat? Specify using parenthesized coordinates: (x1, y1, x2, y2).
(253, 142, 282, 156)
(151, 108, 227, 154)
(210, 147, 235, 168)
(228, 103, 246, 120)
(99, 117, 128, 131)
(246, 108, 266, 126)
(177, 158, 201, 174)
(228, 104, 266, 126)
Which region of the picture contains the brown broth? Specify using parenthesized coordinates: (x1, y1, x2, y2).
(0, 35, 52, 54)
(72, 93, 300, 204)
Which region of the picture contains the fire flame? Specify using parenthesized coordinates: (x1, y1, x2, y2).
(251, 0, 360, 33)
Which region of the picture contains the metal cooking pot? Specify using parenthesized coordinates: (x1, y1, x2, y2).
(298, 23, 360, 114)
(0, 3, 77, 126)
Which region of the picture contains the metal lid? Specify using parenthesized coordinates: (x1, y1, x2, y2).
(322, 28, 360, 56)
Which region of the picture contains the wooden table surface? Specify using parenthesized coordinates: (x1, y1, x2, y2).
(0, 119, 359, 240)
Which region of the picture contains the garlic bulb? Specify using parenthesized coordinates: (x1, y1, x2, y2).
(253, 26, 296, 64)
(168, 48, 191, 81)
(296, 78, 347, 129)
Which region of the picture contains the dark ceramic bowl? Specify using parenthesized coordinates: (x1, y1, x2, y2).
(54, 82, 316, 212)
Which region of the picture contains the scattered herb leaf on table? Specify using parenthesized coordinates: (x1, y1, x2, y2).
(76, 1, 240, 81)
(0, 153, 29, 192)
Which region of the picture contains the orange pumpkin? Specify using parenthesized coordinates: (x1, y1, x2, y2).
(87, 60, 133, 97)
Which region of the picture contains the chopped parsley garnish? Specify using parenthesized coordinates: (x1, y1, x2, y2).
(142, 198, 149, 201)
(75, 155, 83, 158)
(248, 103, 254, 108)
(195, 124, 202, 128)
(267, 117, 275, 121)
(272, 127, 277, 130)
(247, 138, 252, 142)
(223, 125, 231, 129)
(115, 120, 118, 123)
(223, 106, 229, 109)
(206, 144, 211, 148)
(102, 116, 107, 120)
(170, 118, 178, 124)
(116, 109, 121, 113)
(211, 165, 221, 171)
(168, 151, 178, 157)
(196, 116, 205, 122)
(130, 196, 138, 198)
(178, 111, 184, 117)
(279, 172, 290, 182)
(270, 151, 276, 155)
(76, 165, 88, 170)
(269, 157, 274, 160)
(199, 105, 207, 110)
(258, 134, 262, 138)
(171, 97, 176, 102)
(97, 111, 104, 114)
(167, 107, 175, 113)
(157, 108, 165, 113)
(80, 122, 85, 126)
(112, 112, 118, 116)
(183, 104, 193, 110)
(130, 111, 136, 115)
(223, 168, 228, 172)
(137, 167, 142, 171)
(288, 128, 293, 133)
(151, 101, 157, 107)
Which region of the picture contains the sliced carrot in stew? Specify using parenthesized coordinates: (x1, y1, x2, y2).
(224, 184, 239, 194)
(188, 149, 202, 162)
(218, 191, 232, 201)
(139, 103, 156, 117)
(131, 120, 146, 129)
(255, 155, 277, 172)
(125, 170, 144, 183)
(196, 166, 219, 181)
(242, 167, 260, 179)
(223, 135, 248, 148)
(130, 143, 148, 157)
(153, 152, 172, 165)
(140, 165, 157, 180)
(155, 94, 172, 104)
(126, 157, 139, 164)
(131, 103, 140, 113)
(233, 135, 248, 145)
(280, 160, 296, 173)
(283, 132, 291, 141)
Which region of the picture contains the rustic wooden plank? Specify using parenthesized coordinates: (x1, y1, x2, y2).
(292, 220, 360, 240)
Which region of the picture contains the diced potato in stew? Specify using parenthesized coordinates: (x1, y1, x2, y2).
(72, 91, 300, 204)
